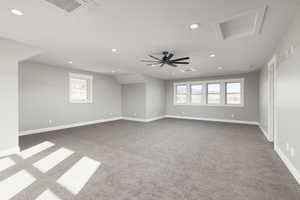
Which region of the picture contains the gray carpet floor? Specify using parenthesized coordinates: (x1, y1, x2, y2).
(1, 119, 300, 200)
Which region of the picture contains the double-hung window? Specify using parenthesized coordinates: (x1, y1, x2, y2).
(175, 84, 188, 104)
(225, 82, 242, 105)
(69, 73, 93, 103)
(173, 78, 243, 107)
(207, 83, 221, 104)
(190, 84, 203, 104)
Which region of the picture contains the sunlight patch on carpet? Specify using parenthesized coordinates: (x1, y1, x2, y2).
(57, 157, 101, 195)
(0, 170, 36, 199)
(33, 148, 74, 173)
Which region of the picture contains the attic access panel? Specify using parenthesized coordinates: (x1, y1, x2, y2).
(45, 0, 81, 12)
(45, 0, 98, 12)
(215, 6, 267, 40)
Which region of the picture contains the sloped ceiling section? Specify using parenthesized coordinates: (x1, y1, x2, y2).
(0, 37, 41, 61)
(0, 0, 299, 79)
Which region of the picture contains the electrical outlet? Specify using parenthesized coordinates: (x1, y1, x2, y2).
(181, 111, 185, 115)
(109, 112, 113, 116)
(133, 113, 137, 116)
(291, 147, 295, 158)
(286, 143, 290, 151)
(48, 120, 53, 125)
(231, 114, 235, 118)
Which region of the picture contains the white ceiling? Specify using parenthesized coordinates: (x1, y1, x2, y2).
(0, 0, 299, 79)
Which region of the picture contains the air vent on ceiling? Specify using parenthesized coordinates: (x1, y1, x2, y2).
(180, 68, 196, 73)
(214, 6, 267, 40)
(45, 0, 98, 12)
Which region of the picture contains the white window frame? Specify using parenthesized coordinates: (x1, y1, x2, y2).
(173, 83, 189, 105)
(173, 78, 244, 107)
(206, 82, 222, 105)
(225, 81, 244, 106)
(69, 73, 93, 104)
(190, 83, 205, 105)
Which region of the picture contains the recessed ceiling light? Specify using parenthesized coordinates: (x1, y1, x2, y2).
(11, 9, 23, 16)
(112, 49, 117, 52)
(68, 61, 73, 64)
(210, 54, 216, 58)
(190, 23, 199, 30)
(218, 67, 223, 70)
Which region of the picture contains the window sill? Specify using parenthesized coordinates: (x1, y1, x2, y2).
(70, 101, 93, 104)
(174, 103, 244, 107)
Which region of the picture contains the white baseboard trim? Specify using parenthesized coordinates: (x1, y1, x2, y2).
(258, 124, 272, 142)
(19, 115, 259, 136)
(19, 117, 122, 136)
(122, 116, 165, 122)
(144, 116, 165, 122)
(165, 115, 259, 125)
(275, 145, 300, 185)
(122, 117, 147, 122)
(0, 147, 20, 158)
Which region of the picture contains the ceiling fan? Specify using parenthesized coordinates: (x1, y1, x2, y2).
(141, 51, 190, 67)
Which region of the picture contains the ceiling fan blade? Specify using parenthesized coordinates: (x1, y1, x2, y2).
(168, 63, 178, 67)
(170, 57, 190, 62)
(141, 60, 158, 63)
(160, 63, 165, 67)
(149, 55, 162, 61)
(166, 53, 174, 60)
(171, 61, 189, 64)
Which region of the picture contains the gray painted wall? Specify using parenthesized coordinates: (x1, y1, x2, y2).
(0, 38, 39, 153)
(165, 72, 259, 122)
(121, 77, 166, 119)
(146, 78, 165, 119)
(1, 60, 19, 151)
(19, 61, 122, 131)
(260, 11, 300, 174)
(122, 83, 146, 118)
(259, 66, 269, 131)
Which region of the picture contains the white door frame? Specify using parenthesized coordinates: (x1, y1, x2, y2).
(267, 56, 277, 145)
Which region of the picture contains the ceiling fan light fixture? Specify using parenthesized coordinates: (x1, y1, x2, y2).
(141, 51, 190, 68)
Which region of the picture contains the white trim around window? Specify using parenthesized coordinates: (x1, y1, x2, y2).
(69, 73, 93, 104)
(173, 83, 189, 105)
(174, 78, 244, 107)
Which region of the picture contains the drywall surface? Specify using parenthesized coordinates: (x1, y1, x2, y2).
(122, 83, 146, 118)
(19, 61, 122, 131)
(0, 60, 19, 152)
(271, 11, 300, 176)
(165, 72, 259, 122)
(0, 38, 39, 154)
(146, 78, 166, 118)
(259, 66, 269, 132)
